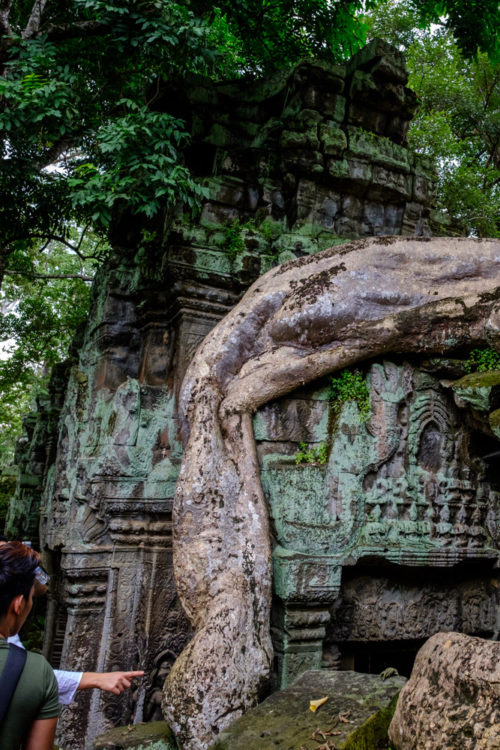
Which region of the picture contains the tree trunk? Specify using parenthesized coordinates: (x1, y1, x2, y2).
(163, 236, 500, 749)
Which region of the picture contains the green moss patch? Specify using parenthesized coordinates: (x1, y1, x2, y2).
(208, 670, 405, 750)
(93, 721, 177, 750)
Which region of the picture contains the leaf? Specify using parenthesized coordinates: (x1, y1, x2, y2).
(310, 696, 329, 712)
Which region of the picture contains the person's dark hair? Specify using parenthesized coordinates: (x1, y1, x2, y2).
(0, 542, 39, 618)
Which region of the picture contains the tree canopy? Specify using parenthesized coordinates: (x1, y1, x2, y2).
(0, 0, 498, 487)
(0, 228, 101, 471)
(1, 0, 498, 289)
(366, 0, 499, 237)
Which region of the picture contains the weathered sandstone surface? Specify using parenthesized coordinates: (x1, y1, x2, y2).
(389, 631, 500, 749)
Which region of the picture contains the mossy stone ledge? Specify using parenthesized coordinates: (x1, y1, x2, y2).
(93, 721, 177, 750)
(208, 670, 405, 750)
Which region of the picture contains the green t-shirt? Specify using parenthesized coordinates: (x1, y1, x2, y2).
(0, 638, 59, 750)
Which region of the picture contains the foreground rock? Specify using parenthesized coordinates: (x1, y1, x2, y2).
(209, 669, 405, 750)
(93, 721, 177, 750)
(389, 632, 500, 749)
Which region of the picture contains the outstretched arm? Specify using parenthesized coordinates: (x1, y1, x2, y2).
(54, 668, 144, 703)
(78, 670, 144, 695)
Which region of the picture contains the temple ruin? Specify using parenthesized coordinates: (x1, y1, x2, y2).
(6, 39, 499, 749)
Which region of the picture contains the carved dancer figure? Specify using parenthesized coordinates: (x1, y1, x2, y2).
(162, 237, 500, 749)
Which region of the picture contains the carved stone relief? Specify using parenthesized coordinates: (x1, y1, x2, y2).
(257, 360, 499, 685)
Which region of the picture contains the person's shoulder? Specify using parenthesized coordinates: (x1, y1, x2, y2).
(25, 649, 55, 676)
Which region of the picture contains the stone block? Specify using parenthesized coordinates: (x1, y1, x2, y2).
(203, 122, 239, 147)
(318, 122, 347, 156)
(280, 127, 319, 150)
(385, 113, 410, 143)
(329, 575, 498, 642)
(282, 149, 324, 177)
(271, 232, 319, 256)
(327, 157, 350, 181)
(292, 108, 323, 130)
(347, 127, 411, 172)
(412, 172, 433, 204)
(345, 38, 408, 83)
(490, 408, 500, 439)
(347, 157, 373, 186)
(272, 549, 342, 599)
(452, 370, 500, 412)
(335, 216, 362, 236)
(93, 721, 177, 749)
(382, 203, 405, 234)
(401, 201, 424, 235)
(348, 102, 387, 134)
(341, 194, 364, 220)
(292, 60, 346, 92)
(209, 669, 406, 750)
(303, 86, 346, 120)
(204, 176, 247, 208)
(250, 116, 282, 148)
(368, 165, 412, 201)
(294, 180, 341, 229)
(200, 201, 239, 228)
(389, 633, 500, 750)
(360, 201, 385, 235)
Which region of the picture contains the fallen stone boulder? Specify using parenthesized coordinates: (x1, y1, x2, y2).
(389, 632, 500, 749)
(209, 669, 406, 750)
(93, 721, 177, 750)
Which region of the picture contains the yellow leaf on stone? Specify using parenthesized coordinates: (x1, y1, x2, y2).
(309, 696, 329, 712)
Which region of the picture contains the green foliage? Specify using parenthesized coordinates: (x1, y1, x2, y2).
(411, 0, 499, 63)
(464, 348, 500, 373)
(366, 1, 499, 237)
(258, 218, 282, 243)
(1, 0, 498, 288)
(19, 612, 45, 651)
(222, 219, 248, 261)
(222, 218, 282, 262)
(329, 369, 370, 420)
(69, 108, 209, 227)
(0, 231, 99, 470)
(0, 0, 218, 275)
(294, 441, 328, 465)
(0, 473, 15, 529)
(202, 0, 375, 73)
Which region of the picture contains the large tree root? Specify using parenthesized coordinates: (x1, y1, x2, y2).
(163, 237, 500, 749)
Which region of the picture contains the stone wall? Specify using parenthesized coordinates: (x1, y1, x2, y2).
(5, 39, 490, 750)
(257, 360, 499, 685)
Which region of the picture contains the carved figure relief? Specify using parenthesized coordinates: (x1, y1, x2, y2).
(259, 361, 498, 562)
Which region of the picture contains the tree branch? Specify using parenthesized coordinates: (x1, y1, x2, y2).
(27, 232, 102, 262)
(44, 19, 109, 42)
(4, 268, 93, 281)
(0, 0, 14, 40)
(22, 0, 48, 40)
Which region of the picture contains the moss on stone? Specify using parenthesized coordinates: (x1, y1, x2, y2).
(452, 371, 500, 412)
(488, 408, 500, 440)
(343, 692, 399, 749)
(454, 371, 500, 389)
(207, 670, 405, 750)
(93, 721, 177, 750)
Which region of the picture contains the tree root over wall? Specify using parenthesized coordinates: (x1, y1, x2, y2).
(162, 236, 500, 749)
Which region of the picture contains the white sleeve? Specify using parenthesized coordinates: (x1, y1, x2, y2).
(53, 669, 84, 704)
(7, 634, 24, 648)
